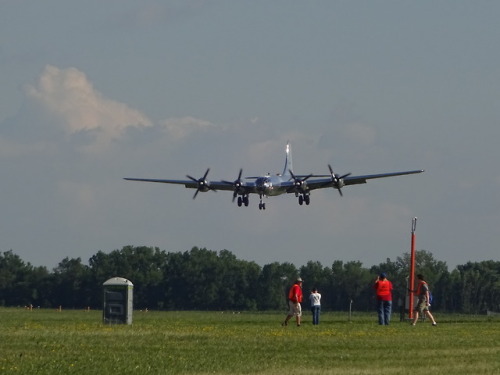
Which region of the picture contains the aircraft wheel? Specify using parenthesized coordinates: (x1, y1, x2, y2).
(298, 195, 304, 205)
(237, 197, 243, 207)
(244, 196, 249, 206)
(304, 195, 310, 205)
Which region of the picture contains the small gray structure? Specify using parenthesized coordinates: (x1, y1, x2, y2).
(103, 277, 133, 324)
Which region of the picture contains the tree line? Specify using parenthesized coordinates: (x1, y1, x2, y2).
(0, 246, 499, 313)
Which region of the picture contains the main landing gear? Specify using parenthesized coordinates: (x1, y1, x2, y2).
(237, 195, 249, 207)
(297, 193, 310, 206)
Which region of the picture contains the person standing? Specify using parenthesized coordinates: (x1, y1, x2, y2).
(411, 274, 437, 326)
(309, 288, 321, 325)
(374, 272, 393, 325)
(282, 278, 303, 327)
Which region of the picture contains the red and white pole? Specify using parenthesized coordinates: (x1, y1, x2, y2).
(408, 217, 417, 319)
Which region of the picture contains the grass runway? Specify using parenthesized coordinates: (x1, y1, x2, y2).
(0, 308, 498, 374)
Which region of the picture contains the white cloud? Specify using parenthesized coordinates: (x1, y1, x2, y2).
(25, 65, 152, 143)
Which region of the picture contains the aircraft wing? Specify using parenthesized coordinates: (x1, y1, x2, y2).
(343, 169, 424, 185)
(304, 169, 424, 191)
(123, 177, 258, 194)
(125, 178, 195, 188)
(124, 177, 235, 191)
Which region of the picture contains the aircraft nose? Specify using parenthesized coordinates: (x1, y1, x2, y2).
(255, 178, 270, 194)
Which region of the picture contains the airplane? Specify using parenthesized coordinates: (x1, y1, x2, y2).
(124, 143, 424, 210)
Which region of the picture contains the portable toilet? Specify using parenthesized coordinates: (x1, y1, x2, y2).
(103, 277, 133, 324)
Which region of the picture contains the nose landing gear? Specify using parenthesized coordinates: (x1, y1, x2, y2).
(259, 194, 266, 210)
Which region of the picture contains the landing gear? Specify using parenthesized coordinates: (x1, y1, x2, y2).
(237, 195, 249, 207)
(298, 193, 310, 206)
(259, 194, 266, 210)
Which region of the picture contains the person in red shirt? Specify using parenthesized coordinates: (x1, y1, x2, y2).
(282, 278, 303, 327)
(374, 272, 393, 325)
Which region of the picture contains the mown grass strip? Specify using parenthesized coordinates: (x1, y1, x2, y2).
(0, 308, 498, 374)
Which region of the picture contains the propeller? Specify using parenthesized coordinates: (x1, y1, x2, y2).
(186, 168, 215, 199)
(222, 169, 244, 202)
(328, 164, 351, 197)
(289, 170, 313, 193)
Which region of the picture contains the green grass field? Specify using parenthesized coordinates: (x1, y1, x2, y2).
(0, 308, 498, 374)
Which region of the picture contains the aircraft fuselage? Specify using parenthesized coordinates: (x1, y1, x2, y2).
(255, 175, 290, 197)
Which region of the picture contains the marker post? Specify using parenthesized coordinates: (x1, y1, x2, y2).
(408, 217, 417, 319)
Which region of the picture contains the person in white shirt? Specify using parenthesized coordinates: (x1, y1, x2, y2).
(309, 288, 321, 325)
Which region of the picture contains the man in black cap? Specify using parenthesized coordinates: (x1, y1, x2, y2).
(374, 272, 393, 325)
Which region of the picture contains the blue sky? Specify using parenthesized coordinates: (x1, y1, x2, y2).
(1, 1, 499, 271)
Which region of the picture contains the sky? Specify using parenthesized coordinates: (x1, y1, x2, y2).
(1, 1, 499, 272)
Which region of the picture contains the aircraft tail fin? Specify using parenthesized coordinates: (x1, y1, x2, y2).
(282, 142, 293, 177)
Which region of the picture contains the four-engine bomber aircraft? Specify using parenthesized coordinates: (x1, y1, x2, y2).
(124, 143, 424, 210)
